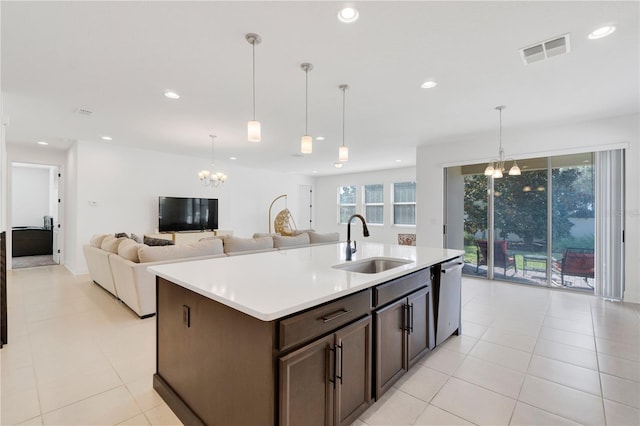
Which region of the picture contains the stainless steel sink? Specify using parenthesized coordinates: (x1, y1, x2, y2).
(332, 257, 413, 274)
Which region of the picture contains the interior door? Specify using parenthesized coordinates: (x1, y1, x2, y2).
(52, 167, 61, 264)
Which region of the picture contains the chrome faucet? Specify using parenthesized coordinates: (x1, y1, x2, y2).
(346, 214, 370, 261)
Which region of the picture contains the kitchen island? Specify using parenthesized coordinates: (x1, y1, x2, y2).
(150, 242, 464, 426)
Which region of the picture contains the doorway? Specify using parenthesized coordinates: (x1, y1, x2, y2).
(10, 162, 61, 269)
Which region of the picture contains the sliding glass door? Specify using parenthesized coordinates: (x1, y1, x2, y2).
(448, 152, 598, 291)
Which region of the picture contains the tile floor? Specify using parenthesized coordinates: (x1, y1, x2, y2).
(1, 266, 639, 425)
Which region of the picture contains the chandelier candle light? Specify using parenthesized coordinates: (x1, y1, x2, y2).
(339, 84, 349, 162)
(246, 33, 262, 142)
(300, 63, 313, 154)
(198, 135, 227, 187)
(484, 105, 521, 178)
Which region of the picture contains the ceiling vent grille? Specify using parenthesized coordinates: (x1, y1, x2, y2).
(75, 108, 93, 116)
(519, 33, 570, 65)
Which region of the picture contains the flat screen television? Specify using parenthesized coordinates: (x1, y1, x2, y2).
(158, 197, 218, 232)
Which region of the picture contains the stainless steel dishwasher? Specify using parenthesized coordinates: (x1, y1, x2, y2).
(435, 257, 464, 346)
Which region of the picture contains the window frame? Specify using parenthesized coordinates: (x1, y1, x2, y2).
(337, 185, 357, 225)
(363, 184, 384, 225)
(392, 181, 417, 226)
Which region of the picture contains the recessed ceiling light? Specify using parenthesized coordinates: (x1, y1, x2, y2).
(101, 136, 113, 141)
(37, 141, 48, 146)
(588, 26, 616, 39)
(164, 91, 180, 99)
(395, 159, 402, 163)
(316, 136, 325, 141)
(421, 81, 437, 89)
(312, 170, 318, 174)
(334, 162, 343, 168)
(230, 157, 237, 161)
(338, 7, 359, 23)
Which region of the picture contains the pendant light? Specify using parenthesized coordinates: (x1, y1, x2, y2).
(246, 33, 262, 142)
(338, 84, 349, 162)
(198, 135, 227, 187)
(484, 105, 520, 178)
(300, 63, 313, 154)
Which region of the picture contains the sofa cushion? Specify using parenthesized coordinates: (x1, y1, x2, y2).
(273, 233, 310, 249)
(292, 229, 315, 236)
(90, 234, 109, 248)
(252, 232, 281, 238)
(101, 235, 127, 253)
(223, 236, 274, 254)
(143, 235, 175, 246)
(138, 239, 224, 263)
(117, 239, 144, 263)
(308, 231, 340, 244)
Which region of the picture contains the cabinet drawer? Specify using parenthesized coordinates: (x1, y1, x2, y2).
(373, 268, 432, 308)
(279, 290, 371, 352)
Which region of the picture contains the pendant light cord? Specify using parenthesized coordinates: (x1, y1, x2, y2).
(252, 42, 256, 121)
(341, 87, 346, 148)
(305, 68, 309, 134)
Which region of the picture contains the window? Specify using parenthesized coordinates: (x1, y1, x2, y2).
(393, 182, 416, 225)
(364, 184, 384, 224)
(338, 185, 357, 224)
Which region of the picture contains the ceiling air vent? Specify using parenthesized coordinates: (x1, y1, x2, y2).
(519, 33, 570, 65)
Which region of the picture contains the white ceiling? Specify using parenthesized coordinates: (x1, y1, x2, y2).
(2, 1, 638, 176)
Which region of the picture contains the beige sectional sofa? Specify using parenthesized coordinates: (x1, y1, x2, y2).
(83, 231, 340, 318)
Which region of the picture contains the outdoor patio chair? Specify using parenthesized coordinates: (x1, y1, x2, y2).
(476, 240, 517, 276)
(560, 247, 594, 287)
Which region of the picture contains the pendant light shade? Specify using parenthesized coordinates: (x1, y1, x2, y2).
(246, 33, 262, 142)
(300, 63, 313, 154)
(485, 105, 519, 179)
(339, 84, 349, 162)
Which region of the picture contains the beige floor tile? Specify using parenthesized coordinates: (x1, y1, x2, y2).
(413, 404, 474, 426)
(481, 327, 537, 353)
(0, 387, 41, 425)
(460, 321, 487, 338)
(527, 355, 601, 396)
(394, 365, 449, 403)
(110, 352, 157, 384)
(1, 364, 38, 396)
(359, 387, 426, 426)
(431, 377, 516, 425)
(38, 365, 123, 414)
(117, 413, 151, 425)
(596, 337, 640, 362)
(454, 356, 525, 399)
(510, 402, 580, 425)
(16, 416, 44, 426)
(439, 335, 478, 355)
(144, 402, 183, 426)
(543, 316, 594, 336)
(462, 310, 494, 326)
(125, 376, 165, 412)
(419, 347, 466, 375)
(468, 340, 531, 372)
(598, 352, 640, 382)
(32, 344, 115, 386)
(350, 419, 367, 426)
(490, 317, 541, 338)
(604, 399, 640, 426)
(600, 373, 640, 408)
(518, 375, 605, 426)
(538, 327, 596, 351)
(42, 386, 141, 426)
(533, 338, 598, 370)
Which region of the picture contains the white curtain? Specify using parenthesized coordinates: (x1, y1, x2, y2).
(595, 149, 625, 299)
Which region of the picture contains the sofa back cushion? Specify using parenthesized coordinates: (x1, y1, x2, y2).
(90, 234, 109, 248)
(118, 239, 144, 263)
(101, 235, 127, 253)
(252, 232, 281, 238)
(273, 233, 310, 249)
(223, 236, 274, 254)
(308, 232, 340, 244)
(143, 235, 175, 246)
(138, 238, 224, 263)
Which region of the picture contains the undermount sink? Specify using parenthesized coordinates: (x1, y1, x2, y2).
(332, 257, 413, 274)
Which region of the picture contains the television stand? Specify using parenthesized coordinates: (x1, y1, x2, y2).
(146, 230, 233, 244)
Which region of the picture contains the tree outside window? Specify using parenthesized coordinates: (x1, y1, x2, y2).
(364, 184, 384, 224)
(393, 182, 416, 225)
(338, 185, 357, 224)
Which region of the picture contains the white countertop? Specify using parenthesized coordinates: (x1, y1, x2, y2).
(149, 242, 464, 321)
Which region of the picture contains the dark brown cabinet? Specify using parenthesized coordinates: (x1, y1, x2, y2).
(280, 316, 372, 426)
(375, 286, 434, 398)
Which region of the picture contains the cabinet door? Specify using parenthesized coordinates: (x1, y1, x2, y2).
(334, 315, 372, 426)
(374, 299, 407, 398)
(407, 287, 435, 368)
(280, 334, 335, 426)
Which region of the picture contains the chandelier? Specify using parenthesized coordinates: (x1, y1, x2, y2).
(198, 135, 227, 187)
(484, 105, 520, 178)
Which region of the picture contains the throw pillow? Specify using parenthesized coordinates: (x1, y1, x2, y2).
(273, 233, 310, 249)
(143, 236, 175, 246)
(101, 235, 127, 253)
(308, 232, 340, 244)
(131, 233, 143, 244)
(115, 232, 129, 238)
